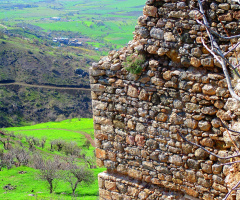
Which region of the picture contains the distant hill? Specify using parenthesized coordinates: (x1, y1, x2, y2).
(0, 34, 96, 88)
(0, 84, 92, 127)
(0, 34, 95, 127)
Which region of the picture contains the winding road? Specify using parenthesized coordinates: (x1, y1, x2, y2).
(0, 82, 91, 91)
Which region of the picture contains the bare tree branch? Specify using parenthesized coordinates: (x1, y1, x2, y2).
(219, 160, 240, 166)
(201, 39, 240, 101)
(219, 118, 240, 135)
(224, 41, 240, 56)
(223, 181, 240, 200)
(177, 131, 240, 159)
(197, 0, 240, 101)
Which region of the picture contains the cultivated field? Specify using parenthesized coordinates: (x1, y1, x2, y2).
(0, 0, 145, 49)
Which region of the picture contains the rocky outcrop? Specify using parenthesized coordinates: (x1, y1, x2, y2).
(90, 0, 240, 199)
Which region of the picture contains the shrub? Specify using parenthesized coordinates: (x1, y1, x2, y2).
(63, 141, 81, 156)
(50, 140, 66, 151)
(83, 140, 91, 150)
(13, 147, 30, 166)
(123, 53, 146, 74)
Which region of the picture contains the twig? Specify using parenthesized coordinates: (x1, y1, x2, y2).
(223, 181, 240, 200)
(196, 10, 240, 40)
(224, 41, 240, 57)
(218, 15, 239, 65)
(196, 18, 240, 78)
(226, 129, 240, 152)
(198, 0, 240, 91)
(219, 160, 240, 166)
(177, 131, 240, 159)
(219, 118, 240, 135)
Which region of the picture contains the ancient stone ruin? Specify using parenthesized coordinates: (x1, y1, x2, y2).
(89, 0, 240, 199)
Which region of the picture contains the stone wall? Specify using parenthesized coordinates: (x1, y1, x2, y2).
(90, 0, 240, 199)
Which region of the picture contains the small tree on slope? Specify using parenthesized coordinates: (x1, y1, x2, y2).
(65, 164, 95, 196)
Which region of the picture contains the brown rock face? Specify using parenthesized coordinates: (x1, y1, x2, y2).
(156, 113, 168, 122)
(139, 89, 149, 100)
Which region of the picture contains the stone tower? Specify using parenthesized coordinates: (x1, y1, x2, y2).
(90, 0, 240, 199)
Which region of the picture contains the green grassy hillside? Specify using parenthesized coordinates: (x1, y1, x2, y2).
(1, 118, 105, 200)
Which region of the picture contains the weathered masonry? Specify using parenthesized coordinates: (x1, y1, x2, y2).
(90, 0, 240, 199)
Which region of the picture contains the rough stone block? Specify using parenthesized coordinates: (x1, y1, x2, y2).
(105, 180, 117, 191)
(128, 168, 142, 180)
(99, 189, 112, 200)
(127, 85, 138, 98)
(143, 5, 158, 17)
(91, 84, 106, 92)
(96, 148, 107, 160)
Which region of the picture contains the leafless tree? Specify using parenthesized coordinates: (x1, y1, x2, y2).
(32, 137, 40, 146)
(41, 136, 47, 149)
(0, 137, 12, 150)
(50, 139, 65, 152)
(35, 155, 63, 193)
(16, 133, 23, 141)
(32, 152, 45, 169)
(1, 151, 14, 170)
(13, 147, 30, 166)
(64, 164, 95, 196)
(25, 136, 35, 151)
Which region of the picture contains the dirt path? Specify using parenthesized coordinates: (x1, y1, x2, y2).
(0, 82, 91, 91)
(13, 128, 96, 147)
(0, 24, 7, 29)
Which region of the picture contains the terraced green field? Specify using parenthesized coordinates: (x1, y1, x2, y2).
(0, 0, 146, 48)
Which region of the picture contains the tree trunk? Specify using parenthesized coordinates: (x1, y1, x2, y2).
(48, 180, 53, 194)
(72, 180, 79, 196)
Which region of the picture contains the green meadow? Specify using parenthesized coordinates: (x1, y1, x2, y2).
(5, 118, 95, 156)
(0, 166, 104, 200)
(6, 118, 94, 136)
(1, 118, 106, 200)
